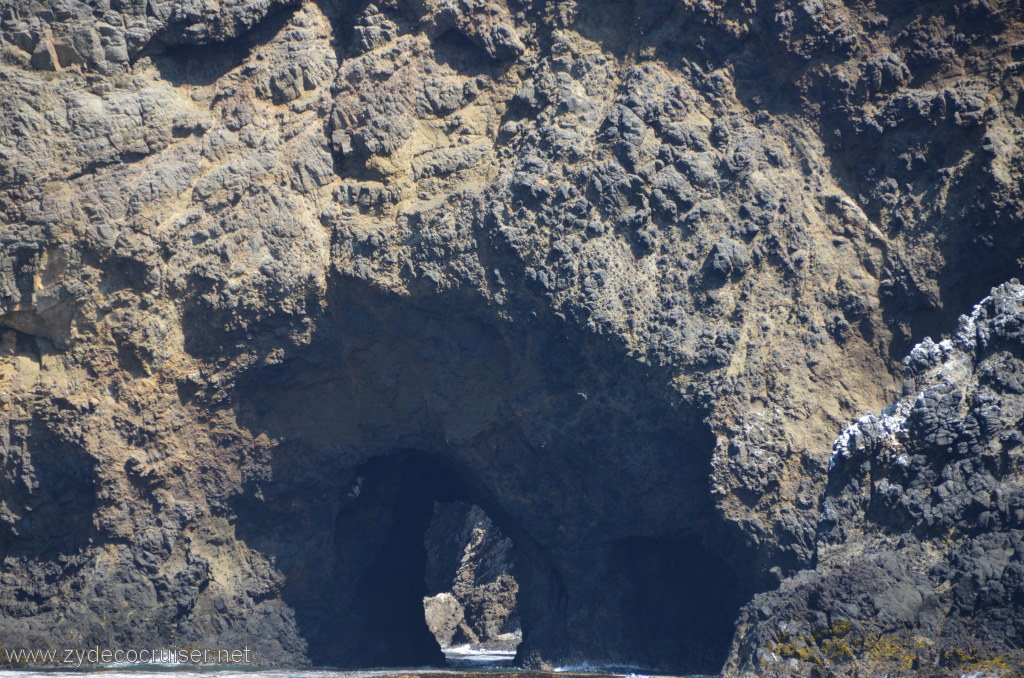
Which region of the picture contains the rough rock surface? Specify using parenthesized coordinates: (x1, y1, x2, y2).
(728, 281, 1024, 676)
(0, 0, 1023, 674)
(423, 501, 520, 649)
(423, 592, 468, 648)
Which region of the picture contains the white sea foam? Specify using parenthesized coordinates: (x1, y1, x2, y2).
(553, 663, 652, 674)
(443, 645, 516, 665)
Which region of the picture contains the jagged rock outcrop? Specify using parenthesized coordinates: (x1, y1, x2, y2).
(0, 0, 1023, 674)
(423, 592, 468, 648)
(728, 281, 1024, 677)
(423, 501, 521, 649)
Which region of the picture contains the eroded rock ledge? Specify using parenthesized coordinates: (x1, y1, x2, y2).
(1, 0, 1023, 675)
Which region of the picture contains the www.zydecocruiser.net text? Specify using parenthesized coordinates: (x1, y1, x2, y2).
(3, 647, 253, 667)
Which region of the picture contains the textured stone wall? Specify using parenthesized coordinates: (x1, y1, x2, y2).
(1, 0, 1023, 674)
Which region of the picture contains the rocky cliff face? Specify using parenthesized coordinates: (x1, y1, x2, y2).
(729, 281, 1024, 676)
(0, 0, 1023, 675)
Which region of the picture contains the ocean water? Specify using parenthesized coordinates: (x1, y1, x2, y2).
(443, 645, 517, 666)
(0, 665, 711, 678)
(0, 649, 710, 678)
(0, 671, 708, 678)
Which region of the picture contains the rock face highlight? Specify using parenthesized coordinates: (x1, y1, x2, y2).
(423, 501, 521, 650)
(0, 0, 1023, 674)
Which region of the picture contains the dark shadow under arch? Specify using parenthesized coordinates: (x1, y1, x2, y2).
(229, 275, 755, 673)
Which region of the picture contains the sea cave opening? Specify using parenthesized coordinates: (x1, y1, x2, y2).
(229, 280, 756, 673)
(232, 449, 528, 669)
(423, 501, 522, 665)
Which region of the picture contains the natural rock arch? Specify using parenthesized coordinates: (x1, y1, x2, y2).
(226, 276, 753, 673)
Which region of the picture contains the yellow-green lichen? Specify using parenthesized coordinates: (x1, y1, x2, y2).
(764, 621, 923, 673)
(942, 648, 1024, 676)
(763, 623, 1024, 676)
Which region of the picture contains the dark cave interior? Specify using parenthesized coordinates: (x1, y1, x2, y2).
(230, 279, 755, 673)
